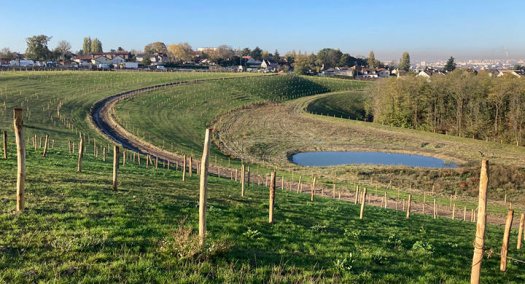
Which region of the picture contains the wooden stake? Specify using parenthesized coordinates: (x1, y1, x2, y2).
(13, 109, 25, 212)
(241, 164, 245, 197)
(68, 140, 72, 155)
(2, 130, 7, 159)
(42, 134, 49, 157)
(463, 206, 467, 221)
(112, 145, 120, 190)
(311, 177, 316, 202)
(188, 156, 192, 176)
(433, 199, 437, 219)
(122, 150, 126, 166)
(332, 184, 336, 198)
(359, 188, 367, 219)
(470, 160, 489, 284)
(198, 129, 211, 246)
(384, 192, 387, 208)
(269, 171, 276, 224)
(500, 209, 514, 272)
(423, 192, 426, 214)
(406, 194, 412, 219)
(518, 213, 524, 250)
(102, 147, 107, 161)
(452, 203, 455, 220)
(77, 135, 84, 172)
(182, 155, 186, 181)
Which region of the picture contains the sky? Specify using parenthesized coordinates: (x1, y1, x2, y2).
(1, 0, 524, 62)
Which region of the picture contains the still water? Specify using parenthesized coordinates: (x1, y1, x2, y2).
(291, 151, 457, 168)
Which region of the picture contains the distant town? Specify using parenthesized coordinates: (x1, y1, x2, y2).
(1, 35, 524, 79)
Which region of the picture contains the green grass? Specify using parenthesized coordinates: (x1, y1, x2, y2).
(306, 90, 371, 121)
(1, 143, 524, 283)
(0, 70, 256, 147)
(114, 75, 366, 167)
(1, 72, 524, 282)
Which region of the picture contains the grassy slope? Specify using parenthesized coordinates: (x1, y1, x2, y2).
(0, 71, 252, 147)
(114, 75, 366, 167)
(0, 72, 523, 282)
(1, 143, 523, 283)
(306, 91, 371, 121)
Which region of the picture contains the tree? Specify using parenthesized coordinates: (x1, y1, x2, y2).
(91, 38, 103, 53)
(117, 47, 125, 52)
(54, 40, 71, 60)
(167, 43, 194, 63)
(273, 49, 281, 61)
(261, 50, 270, 60)
(25, 35, 51, 61)
(399, 52, 411, 72)
(144, 42, 167, 55)
(367, 51, 376, 69)
(250, 47, 263, 61)
(444, 56, 456, 72)
(142, 56, 151, 66)
(316, 48, 343, 69)
(82, 37, 92, 54)
(241, 48, 251, 56)
(293, 53, 316, 75)
(0, 48, 16, 60)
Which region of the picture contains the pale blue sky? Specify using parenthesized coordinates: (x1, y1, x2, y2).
(1, 0, 524, 61)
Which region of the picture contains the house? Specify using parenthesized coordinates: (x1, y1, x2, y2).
(260, 59, 279, 71)
(376, 68, 391, 78)
(92, 55, 112, 65)
(111, 55, 126, 65)
(416, 70, 432, 80)
(245, 58, 262, 69)
(135, 53, 169, 65)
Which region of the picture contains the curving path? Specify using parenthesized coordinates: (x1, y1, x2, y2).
(88, 79, 508, 225)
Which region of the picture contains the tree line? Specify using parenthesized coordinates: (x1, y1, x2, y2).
(369, 70, 525, 146)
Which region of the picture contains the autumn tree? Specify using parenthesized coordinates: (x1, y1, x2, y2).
(367, 51, 377, 69)
(144, 42, 167, 55)
(91, 38, 103, 53)
(167, 43, 194, 63)
(82, 37, 92, 54)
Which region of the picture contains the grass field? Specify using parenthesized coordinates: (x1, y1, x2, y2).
(1, 71, 524, 282)
(0, 70, 254, 147)
(1, 142, 524, 283)
(113, 75, 366, 167)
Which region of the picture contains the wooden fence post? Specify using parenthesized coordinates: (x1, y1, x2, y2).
(433, 199, 437, 219)
(13, 109, 25, 212)
(112, 145, 120, 190)
(182, 155, 186, 181)
(406, 194, 412, 219)
(311, 177, 316, 202)
(452, 203, 456, 220)
(470, 160, 489, 284)
(359, 188, 367, 219)
(122, 150, 126, 166)
(2, 130, 7, 159)
(241, 164, 245, 197)
(77, 134, 84, 172)
(188, 156, 192, 176)
(518, 213, 524, 250)
(500, 209, 514, 272)
(384, 192, 387, 208)
(269, 171, 276, 224)
(102, 147, 107, 161)
(199, 129, 211, 246)
(42, 134, 49, 158)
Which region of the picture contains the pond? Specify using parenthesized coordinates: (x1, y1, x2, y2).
(290, 151, 457, 168)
